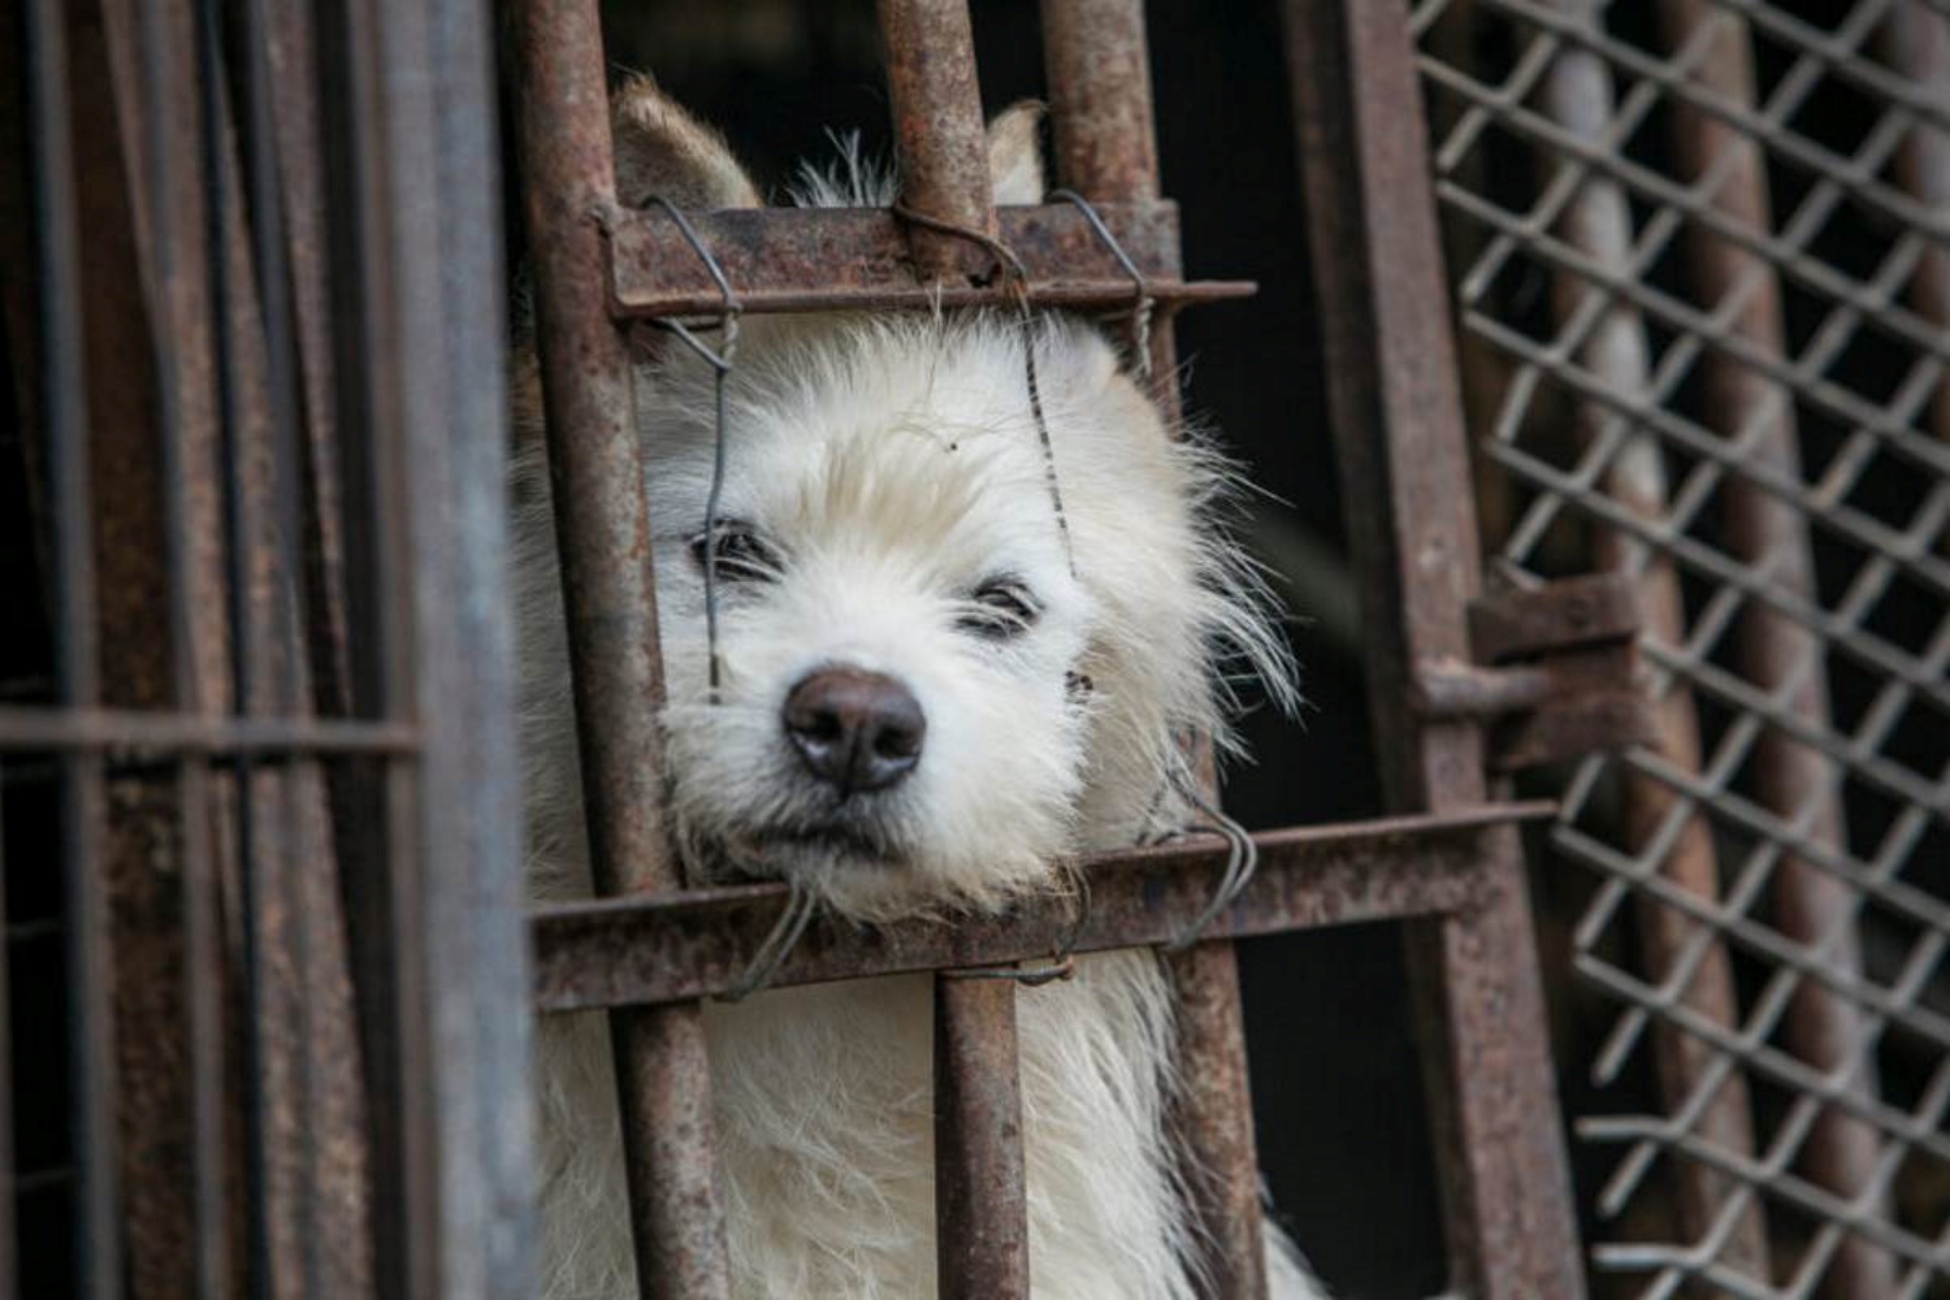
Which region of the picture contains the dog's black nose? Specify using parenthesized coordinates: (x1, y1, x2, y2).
(782, 668, 926, 795)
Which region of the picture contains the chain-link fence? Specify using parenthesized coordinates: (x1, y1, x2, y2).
(1414, 1, 1950, 1295)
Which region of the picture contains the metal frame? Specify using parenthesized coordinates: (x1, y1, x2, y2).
(512, 0, 1586, 1296)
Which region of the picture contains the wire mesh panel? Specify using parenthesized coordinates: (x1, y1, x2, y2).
(1413, 0, 1950, 1294)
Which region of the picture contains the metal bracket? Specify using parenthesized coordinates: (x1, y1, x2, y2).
(1416, 574, 1654, 772)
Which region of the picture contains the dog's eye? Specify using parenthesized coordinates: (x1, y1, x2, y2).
(689, 523, 780, 584)
(957, 576, 1041, 640)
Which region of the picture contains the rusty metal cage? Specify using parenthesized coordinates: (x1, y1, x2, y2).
(1414, 0, 1950, 1295)
(0, 0, 533, 1294)
(41, 0, 1944, 1294)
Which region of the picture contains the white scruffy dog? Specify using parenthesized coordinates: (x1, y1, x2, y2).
(517, 79, 1321, 1299)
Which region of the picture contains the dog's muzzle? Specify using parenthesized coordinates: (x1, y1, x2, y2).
(782, 667, 926, 796)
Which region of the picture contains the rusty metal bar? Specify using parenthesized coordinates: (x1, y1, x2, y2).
(1165, 939, 1268, 1296)
(1530, 3, 1767, 1275)
(243, 0, 379, 1278)
(190, 0, 377, 1277)
(1040, 0, 1180, 400)
(605, 203, 1245, 317)
(128, 0, 234, 1286)
(1285, 2, 1585, 1297)
(1655, 7, 1892, 1295)
(21, 0, 120, 1291)
(878, 0, 995, 277)
(872, 5, 1031, 1294)
(65, 0, 227, 1286)
(940, 954, 1043, 1300)
(508, 0, 731, 1295)
(1413, 659, 1555, 719)
(1040, 0, 1160, 203)
(323, 0, 541, 1291)
(934, 978, 1030, 1299)
(534, 806, 1547, 1011)
(1039, 4, 1264, 1292)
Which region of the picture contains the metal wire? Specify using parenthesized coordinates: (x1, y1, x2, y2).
(887, 202, 1079, 578)
(642, 197, 743, 706)
(1163, 793, 1259, 953)
(1415, 1, 1950, 1293)
(1047, 188, 1155, 380)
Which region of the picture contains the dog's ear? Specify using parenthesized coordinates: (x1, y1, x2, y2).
(611, 75, 762, 210)
(986, 101, 1046, 206)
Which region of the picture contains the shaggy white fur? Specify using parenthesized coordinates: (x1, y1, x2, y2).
(518, 79, 1323, 1299)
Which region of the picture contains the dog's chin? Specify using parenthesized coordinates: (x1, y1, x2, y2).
(740, 824, 899, 872)
(708, 819, 965, 921)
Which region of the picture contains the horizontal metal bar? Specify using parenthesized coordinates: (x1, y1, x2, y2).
(605, 201, 1254, 318)
(1413, 658, 1553, 718)
(531, 803, 1553, 1011)
(0, 706, 420, 755)
(1469, 573, 1644, 663)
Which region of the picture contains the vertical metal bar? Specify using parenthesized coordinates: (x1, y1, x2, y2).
(1285, 2, 1585, 1297)
(133, 3, 227, 1287)
(933, 978, 1030, 1299)
(873, 5, 1034, 1294)
(1535, 1, 1767, 1276)
(878, 0, 997, 271)
(69, 1, 230, 1289)
(1652, 7, 1891, 1296)
(127, 0, 238, 1288)
(326, 0, 537, 1293)
(1039, 0, 1158, 204)
(1164, 941, 1266, 1298)
(926, 976, 1027, 1299)
(237, 0, 379, 1281)
(192, 2, 319, 1285)
(507, 0, 732, 1296)
(313, 0, 422, 1288)
(20, 0, 120, 1294)
(1041, 4, 1266, 1294)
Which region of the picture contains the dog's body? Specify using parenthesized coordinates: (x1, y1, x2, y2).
(519, 82, 1320, 1299)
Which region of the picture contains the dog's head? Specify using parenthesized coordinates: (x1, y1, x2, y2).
(515, 81, 1295, 920)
